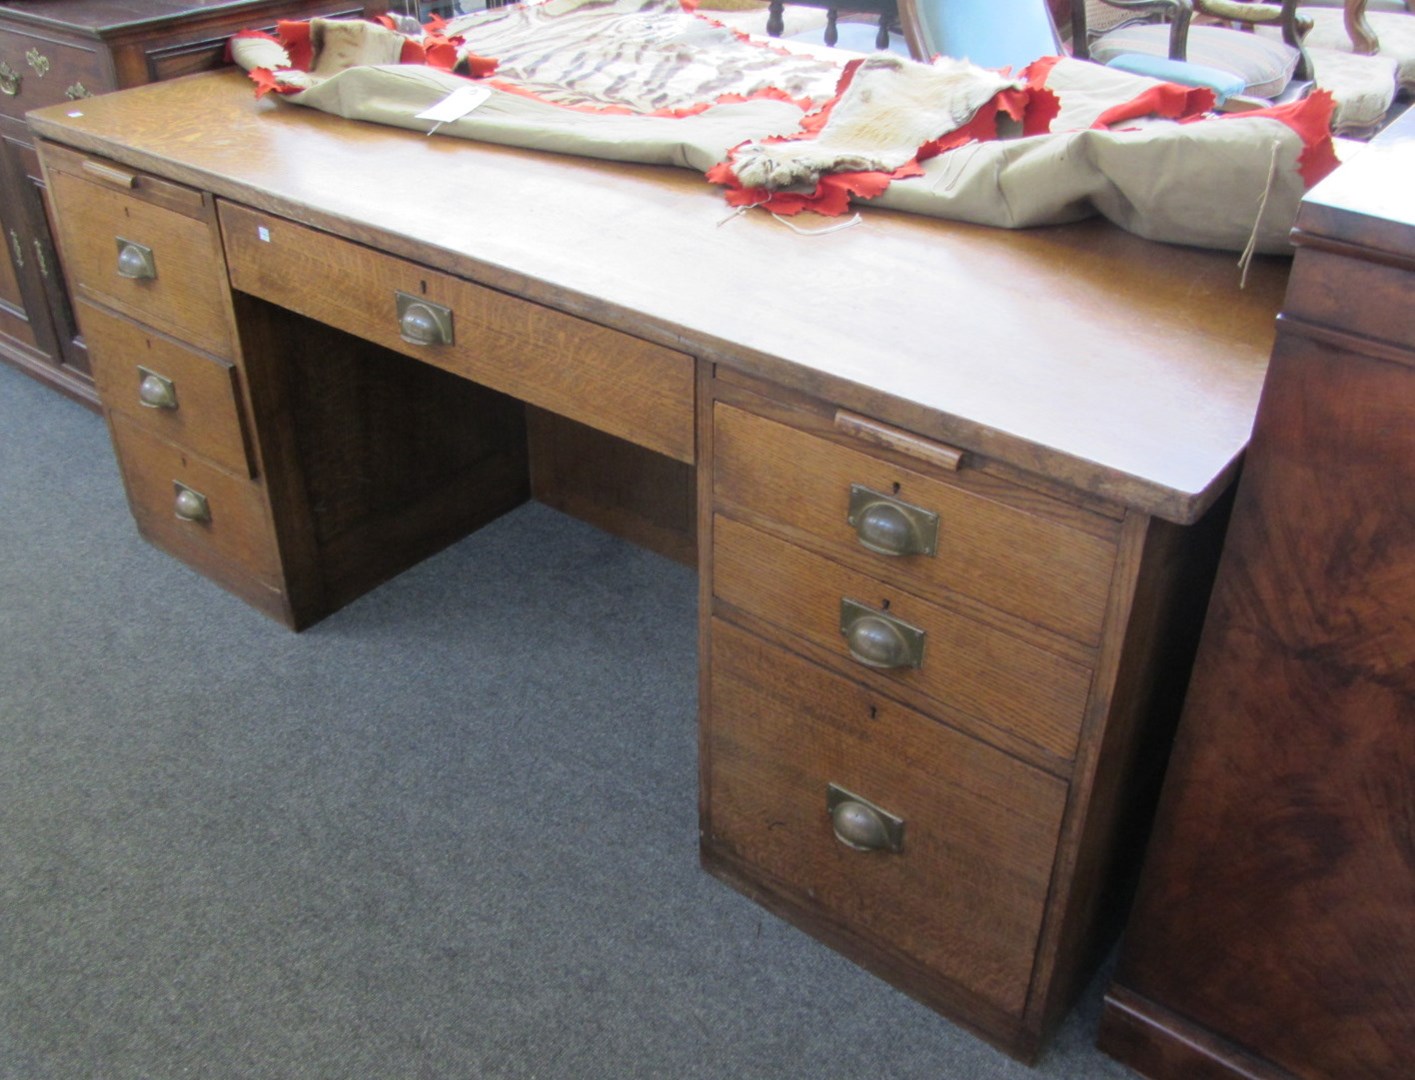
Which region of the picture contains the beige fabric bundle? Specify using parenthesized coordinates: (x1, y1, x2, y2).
(229, 0, 1331, 255)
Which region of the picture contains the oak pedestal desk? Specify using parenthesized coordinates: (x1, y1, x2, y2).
(28, 68, 1289, 1062)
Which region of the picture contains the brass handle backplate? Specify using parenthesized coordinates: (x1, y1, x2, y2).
(33, 239, 49, 279)
(8, 230, 23, 270)
(840, 598, 925, 670)
(116, 238, 156, 280)
(138, 367, 177, 410)
(25, 48, 49, 78)
(396, 291, 454, 346)
(0, 61, 20, 96)
(847, 484, 939, 558)
(827, 783, 905, 853)
(172, 482, 210, 523)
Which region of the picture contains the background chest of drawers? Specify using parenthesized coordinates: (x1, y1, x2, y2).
(698, 369, 1230, 1062)
(0, 0, 375, 407)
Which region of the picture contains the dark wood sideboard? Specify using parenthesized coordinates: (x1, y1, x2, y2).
(1097, 107, 1415, 1079)
(0, 0, 378, 408)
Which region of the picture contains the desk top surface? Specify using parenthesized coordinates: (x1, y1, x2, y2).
(29, 69, 1296, 522)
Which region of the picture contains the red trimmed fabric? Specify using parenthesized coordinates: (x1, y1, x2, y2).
(275, 20, 315, 71)
(709, 58, 1056, 216)
(240, 16, 499, 93)
(1091, 83, 1217, 129)
(1202, 89, 1339, 188)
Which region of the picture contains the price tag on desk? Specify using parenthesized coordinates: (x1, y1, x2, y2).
(416, 85, 492, 134)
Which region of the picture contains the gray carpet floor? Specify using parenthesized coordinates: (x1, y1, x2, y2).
(0, 360, 1136, 1078)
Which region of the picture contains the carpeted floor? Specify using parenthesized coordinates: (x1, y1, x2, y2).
(0, 361, 1137, 1079)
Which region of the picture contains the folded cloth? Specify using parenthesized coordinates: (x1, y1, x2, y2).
(228, 0, 1339, 256)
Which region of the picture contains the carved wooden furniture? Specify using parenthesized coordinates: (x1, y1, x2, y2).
(0, 0, 376, 408)
(766, 0, 900, 49)
(1073, 0, 1314, 99)
(27, 68, 1291, 1062)
(1097, 105, 1415, 1080)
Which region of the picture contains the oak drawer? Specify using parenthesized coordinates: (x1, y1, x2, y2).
(218, 201, 696, 464)
(83, 299, 254, 478)
(0, 31, 106, 125)
(109, 411, 280, 590)
(704, 620, 1068, 1016)
(44, 157, 232, 358)
(713, 403, 1118, 646)
(713, 514, 1092, 762)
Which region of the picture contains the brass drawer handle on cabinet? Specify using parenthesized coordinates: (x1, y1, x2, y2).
(172, 482, 210, 523)
(0, 61, 19, 96)
(137, 367, 178, 410)
(115, 238, 156, 280)
(840, 598, 925, 670)
(827, 784, 905, 853)
(396, 292, 454, 346)
(847, 485, 938, 558)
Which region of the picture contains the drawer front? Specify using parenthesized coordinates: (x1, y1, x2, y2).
(1284, 248, 1415, 353)
(0, 31, 107, 125)
(45, 167, 232, 357)
(714, 515, 1092, 761)
(219, 201, 696, 464)
(109, 412, 279, 589)
(84, 299, 254, 478)
(704, 620, 1068, 1016)
(713, 403, 1117, 645)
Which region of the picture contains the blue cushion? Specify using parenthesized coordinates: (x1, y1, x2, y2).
(1105, 52, 1249, 104)
(1092, 24, 1299, 98)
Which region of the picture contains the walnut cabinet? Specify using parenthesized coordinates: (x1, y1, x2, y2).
(0, 0, 374, 406)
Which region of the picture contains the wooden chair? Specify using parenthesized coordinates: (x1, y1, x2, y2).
(1072, 0, 1313, 102)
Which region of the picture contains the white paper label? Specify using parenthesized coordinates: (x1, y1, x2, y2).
(416, 85, 492, 125)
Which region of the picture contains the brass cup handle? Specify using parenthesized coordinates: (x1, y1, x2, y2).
(827, 784, 904, 853)
(173, 483, 210, 523)
(0, 61, 19, 97)
(116, 239, 156, 280)
(138, 370, 177, 410)
(840, 599, 925, 670)
(396, 292, 454, 346)
(847, 485, 939, 558)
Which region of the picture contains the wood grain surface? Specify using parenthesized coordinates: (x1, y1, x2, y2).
(28, 69, 1290, 520)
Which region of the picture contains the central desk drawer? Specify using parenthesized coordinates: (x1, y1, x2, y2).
(218, 202, 695, 464)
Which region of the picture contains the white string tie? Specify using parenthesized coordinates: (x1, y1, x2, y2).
(1238, 140, 1282, 289)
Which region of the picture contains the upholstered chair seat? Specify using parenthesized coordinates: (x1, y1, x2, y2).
(1268, 7, 1415, 88)
(1087, 21, 1302, 97)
